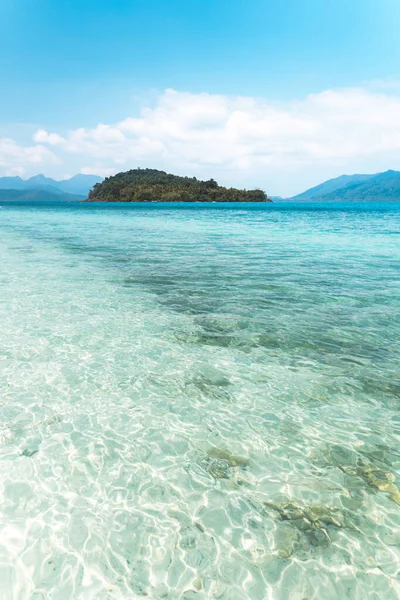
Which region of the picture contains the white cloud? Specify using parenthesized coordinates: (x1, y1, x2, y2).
(0, 137, 59, 176)
(80, 166, 117, 177)
(3, 85, 400, 194)
(4, 166, 25, 177)
(33, 129, 65, 146)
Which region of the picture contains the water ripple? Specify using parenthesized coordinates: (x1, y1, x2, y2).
(0, 201, 399, 599)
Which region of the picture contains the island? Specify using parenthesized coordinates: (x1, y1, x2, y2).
(86, 168, 271, 202)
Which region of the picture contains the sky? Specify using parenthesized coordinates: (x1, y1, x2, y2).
(1, 0, 400, 196)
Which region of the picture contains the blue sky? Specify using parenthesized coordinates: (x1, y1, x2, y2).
(1, 0, 400, 195)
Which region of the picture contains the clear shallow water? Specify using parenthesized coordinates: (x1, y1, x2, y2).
(0, 200, 399, 600)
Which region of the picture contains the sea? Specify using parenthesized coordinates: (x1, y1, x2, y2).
(0, 200, 399, 599)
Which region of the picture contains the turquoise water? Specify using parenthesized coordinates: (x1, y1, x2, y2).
(0, 200, 399, 599)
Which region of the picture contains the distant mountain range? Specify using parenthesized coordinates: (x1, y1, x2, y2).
(0, 173, 102, 200)
(0, 189, 85, 203)
(290, 170, 400, 201)
(1, 170, 400, 203)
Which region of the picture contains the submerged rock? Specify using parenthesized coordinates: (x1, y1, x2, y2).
(355, 462, 400, 505)
(312, 443, 400, 505)
(261, 499, 359, 555)
(188, 372, 231, 392)
(184, 370, 233, 401)
(231, 468, 256, 488)
(199, 447, 250, 481)
(274, 523, 301, 558)
(206, 447, 249, 468)
(204, 459, 230, 480)
(21, 447, 39, 457)
(264, 500, 348, 530)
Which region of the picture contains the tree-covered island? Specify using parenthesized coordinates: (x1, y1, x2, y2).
(86, 169, 271, 202)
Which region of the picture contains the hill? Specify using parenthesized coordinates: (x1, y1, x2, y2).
(86, 169, 271, 203)
(290, 173, 375, 200)
(0, 189, 82, 202)
(317, 170, 400, 202)
(290, 170, 400, 201)
(0, 174, 102, 197)
(57, 174, 103, 195)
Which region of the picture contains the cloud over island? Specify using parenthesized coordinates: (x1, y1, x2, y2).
(2, 86, 400, 195)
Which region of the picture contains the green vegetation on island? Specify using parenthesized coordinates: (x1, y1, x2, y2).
(87, 168, 271, 202)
